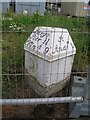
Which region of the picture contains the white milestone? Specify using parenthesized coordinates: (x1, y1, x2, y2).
(24, 26, 76, 97)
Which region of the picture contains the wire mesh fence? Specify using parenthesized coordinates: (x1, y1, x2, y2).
(1, 1, 89, 119)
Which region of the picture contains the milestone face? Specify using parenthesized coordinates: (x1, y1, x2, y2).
(24, 27, 76, 59)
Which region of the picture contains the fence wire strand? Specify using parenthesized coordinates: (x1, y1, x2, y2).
(2, 1, 89, 118)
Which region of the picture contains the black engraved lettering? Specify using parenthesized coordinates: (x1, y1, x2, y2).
(32, 45, 36, 50)
(28, 41, 33, 47)
(58, 47, 61, 52)
(70, 43, 74, 48)
(63, 45, 67, 50)
(31, 41, 34, 45)
(47, 33, 50, 37)
(37, 38, 42, 42)
(34, 29, 40, 34)
(58, 36, 64, 42)
(30, 33, 37, 41)
(44, 47, 49, 54)
(66, 41, 69, 49)
(39, 32, 46, 38)
(52, 51, 55, 54)
(42, 39, 47, 45)
(34, 37, 41, 42)
(37, 44, 42, 50)
(58, 46, 63, 51)
(67, 41, 69, 44)
(45, 38, 50, 45)
(58, 39, 61, 42)
(55, 45, 58, 52)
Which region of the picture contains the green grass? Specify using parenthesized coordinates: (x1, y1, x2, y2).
(2, 14, 88, 98)
(2, 14, 88, 31)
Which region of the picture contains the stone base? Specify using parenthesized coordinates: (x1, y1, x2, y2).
(25, 71, 70, 97)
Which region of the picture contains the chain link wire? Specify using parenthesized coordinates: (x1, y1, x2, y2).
(2, 1, 88, 118)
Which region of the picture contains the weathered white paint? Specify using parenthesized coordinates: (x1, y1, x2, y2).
(24, 26, 76, 94)
(24, 27, 76, 61)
